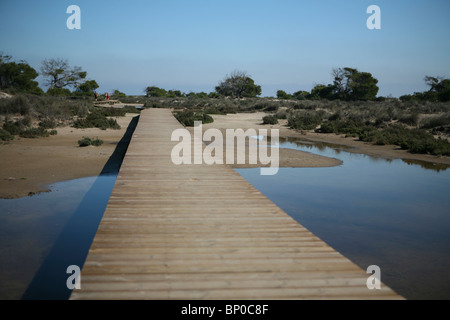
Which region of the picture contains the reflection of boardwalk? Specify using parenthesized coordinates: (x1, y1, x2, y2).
(70, 108, 402, 299)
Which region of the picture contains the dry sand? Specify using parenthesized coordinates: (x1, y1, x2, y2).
(1, 110, 449, 199)
(0, 114, 138, 199)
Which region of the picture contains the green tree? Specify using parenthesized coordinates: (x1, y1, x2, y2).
(424, 76, 450, 102)
(276, 90, 292, 99)
(167, 90, 183, 98)
(208, 92, 221, 98)
(215, 71, 261, 98)
(0, 53, 43, 94)
(76, 80, 99, 95)
(47, 87, 71, 96)
(309, 84, 334, 100)
(145, 86, 167, 97)
(292, 90, 309, 100)
(111, 89, 127, 98)
(332, 67, 379, 100)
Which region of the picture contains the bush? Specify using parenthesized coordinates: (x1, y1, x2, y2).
(173, 110, 214, 127)
(19, 127, 50, 138)
(38, 119, 57, 129)
(398, 113, 419, 126)
(0, 95, 30, 115)
(275, 110, 288, 119)
(421, 113, 450, 129)
(3, 119, 25, 135)
(288, 111, 324, 130)
(121, 105, 141, 113)
(78, 137, 92, 147)
(0, 128, 14, 141)
(262, 115, 278, 125)
(47, 87, 72, 96)
(91, 138, 103, 146)
(73, 108, 121, 130)
(78, 137, 103, 147)
(357, 124, 450, 156)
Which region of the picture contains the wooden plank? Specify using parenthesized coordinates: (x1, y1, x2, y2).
(70, 108, 403, 300)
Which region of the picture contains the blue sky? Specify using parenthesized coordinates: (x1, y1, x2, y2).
(1, 0, 449, 97)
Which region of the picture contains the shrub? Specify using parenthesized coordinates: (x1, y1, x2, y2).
(19, 127, 50, 138)
(38, 119, 57, 129)
(91, 138, 103, 146)
(263, 104, 279, 112)
(78, 137, 92, 147)
(121, 105, 141, 113)
(0, 128, 14, 141)
(73, 109, 121, 130)
(3, 119, 25, 135)
(398, 113, 419, 126)
(421, 113, 450, 129)
(288, 111, 324, 130)
(0, 95, 30, 115)
(47, 87, 72, 96)
(262, 115, 278, 125)
(173, 110, 214, 127)
(78, 137, 103, 147)
(275, 110, 288, 119)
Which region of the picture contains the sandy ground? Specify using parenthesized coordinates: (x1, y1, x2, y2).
(204, 112, 450, 166)
(0, 114, 138, 199)
(2, 110, 449, 199)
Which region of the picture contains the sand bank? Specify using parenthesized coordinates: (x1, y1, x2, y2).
(0, 114, 138, 199)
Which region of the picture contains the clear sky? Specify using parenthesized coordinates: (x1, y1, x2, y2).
(1, 0, 449, 97)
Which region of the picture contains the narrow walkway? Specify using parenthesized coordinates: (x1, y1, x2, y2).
(70, 108, 402, 299)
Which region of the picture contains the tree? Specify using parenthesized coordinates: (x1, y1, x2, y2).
(309, 84, 335, 100)
(276, 90, 292, 100)
(167, 90, 183, 98)
(145, 86, 167, 97)
(111, 89, 127, 98)
(215, 71, 261, 98)
(292, 90, 309, 100)
(332, 67, 379, 100)
(76, 80, 99, 95)
(0, 53, 43, 94)
(40, 58, 87, 89)
(332, 68, 351, 99)
(424, 76, 450, 102)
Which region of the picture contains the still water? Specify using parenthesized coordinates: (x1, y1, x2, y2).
(236, 139, 450, 300)
(0, 139, 449, 299)
(0, 174, 117, 300)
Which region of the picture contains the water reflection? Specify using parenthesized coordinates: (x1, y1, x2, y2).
(0, 177, 97, 300)
(21, 175, 118, 300)
(402, 158, 450, 172)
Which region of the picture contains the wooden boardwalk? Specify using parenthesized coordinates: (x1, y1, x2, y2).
(70, 108, 402, 300)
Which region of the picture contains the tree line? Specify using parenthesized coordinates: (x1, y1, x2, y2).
(1, 51, 449, 102)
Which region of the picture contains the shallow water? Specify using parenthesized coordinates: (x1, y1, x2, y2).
(235, 139, 450, 300)
(0, 175, 117, 300)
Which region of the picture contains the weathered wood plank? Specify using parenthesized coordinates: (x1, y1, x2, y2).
(70, 108, 403, 300)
